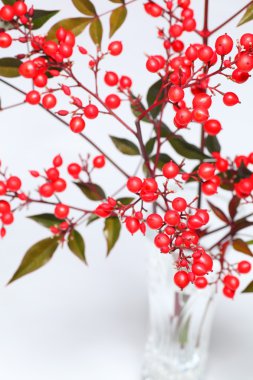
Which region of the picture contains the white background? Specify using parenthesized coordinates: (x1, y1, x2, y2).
(1, 0, 253, 379)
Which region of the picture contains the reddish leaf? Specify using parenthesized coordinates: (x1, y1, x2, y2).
(207, 201, 230, 224)
(233, 238, 253, 256)
(228, 196, 240, 219)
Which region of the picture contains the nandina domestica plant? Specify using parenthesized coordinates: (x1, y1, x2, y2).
(0, 0, 253, 303)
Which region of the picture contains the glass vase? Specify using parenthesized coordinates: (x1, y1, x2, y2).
(142, 238, 216, 380)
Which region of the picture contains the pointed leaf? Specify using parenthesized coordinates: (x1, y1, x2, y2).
(207, 201, 230, 223)
(116, 197, 134, 205)
(68, 230, 87, 264)
(233, 219, 253, 234)
(31, 10, 59, 30)
(86, 214, 99, 225)
(89, 17, 103, 46)
(47, 17, 92, 41)
(145, 137, 156, 155)
(169, 135, 209, 160)
(233, 238, 253, 256)
(0, 57, 21, 78)
(103, 216, 121, 256)
(2, 0, 15, 4)
(110, 136, 140, 155)
(228, 196, 240, 219)
(8, 237, 58, 284)
(110, 0, 124, 3)
(28, 213, 62, 228)
(75, 182, 106, 201)
(72, 0, 96, 15)
(205, 135, 221, 154)
(238, 4, 253, 26)
(146, 79, 166, 118)
(242, 281, 253, 293)
(109, 6, 127, 37)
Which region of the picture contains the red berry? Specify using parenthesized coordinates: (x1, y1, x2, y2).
(43, 40, 58, 57)
(1, 212, 14, 225)
(146, 56, 160, 73)
(0, 200, 11, 214)
(172, 197, 187, 212)
(194, 277, 208, 289)
(144, 2, 163, 17)
(146, 213, 163, 229)
(198, 45, 214, 62)
(64, 31, 75, 47)
(192, 93, 212, 109)
(223, 275, 240, 291)
(175, 108, 192, 126)
(223, 286, 235, 299)
(237, 260, 251, 274)
(232, 69, 249, 84)
(154, 233, 170, 248)
(201, 181, 218, 195)
(105, 94, 121, 109)
(127, 177, 142, 193)
(236, 52, 253, 72)
(59, 42, 73, 58)
(215, 34, 233, 55)
(53, 178, 67, 192)
(0, 32, 12, 48)
(162, 161, 180, 179)
(168, 86, 185, 103)
(33, 73, 48, 88)
(93, 155, 105, 168)
(104, 71, 119, 86)
(108, 41, 123, 56)
(42, 94, 57, 109)
(26, 90, 41, 105)
(39, 183, 54, 198)
(192, 262, 208, 276)
(54, 204, 69, 219)
(183, 17, 196, 32)
(125, 216, 140, 234)
(172, 39, 184, 52)
(0, 5, 15, 21)
(56, 27, 67, 41)
(192, 106, 209, 122)
(46, 167, 59, 181)
(187, 215, 204, 229)
(203, 119, 222, 135)
(84, 104, 99, 119)
(195, 253, 213, 272)
(19, 61, 36, 78)
(223, 92, 240, 106)
(169, 24, 183, 38)
(0, 181, 7, 195)
(119, 76, 132, 89)
(195, 209, 209, 224)
(68, 163, 82, 177)
(53, 155, 63, 167)
(70, 116, 85, 133)
(7, 176, 22, 191)
(174, 271, 189, 289)
(164, 210, 180, 226)
(198, 163, 215, 180)
(240, 33, 253, 51)
(13, 1, 27, 16)
(185, 45, 198, 61)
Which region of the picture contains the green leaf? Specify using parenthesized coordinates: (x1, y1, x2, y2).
(130, 93, 151, 123)
(28, 213, 62, 228)
(150, 153, 173, 171)
(86, 214, 99, 225)
(237, 162, 252, 179)
(242, 281, 253, 293)
(72, 0, 96, 16)
(2, 0, 15, 4)
(207, 201, 230, 224)
(228, 196, 240, 220)
(233, 238, 253, 256)
(109, 6, 127, 37)
(110, 136, 140, 155)
(169, 135, 209, 160)
(75, 182, 106, 201)
(103, 216, 121, 256)
(47, 17, 92, 41)
(146, 79, 166, 119)
(68, 230, 87, 264)
(205, 135, 221, 154)
(116, 197, 134, 205)
(238, 4, 253, 26)
(145, 137, 156, 155)
(8, 237, 59, 284)
(31, 10, 59, 30)
(0, 57, 21, 78)
(89, 17, 103, 46)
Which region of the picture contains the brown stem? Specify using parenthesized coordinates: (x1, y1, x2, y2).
(210, 0, 253, 35)
(0, 78, 130, 178)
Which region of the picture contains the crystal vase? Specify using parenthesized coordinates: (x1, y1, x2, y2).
(142, 237, 216, 380)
